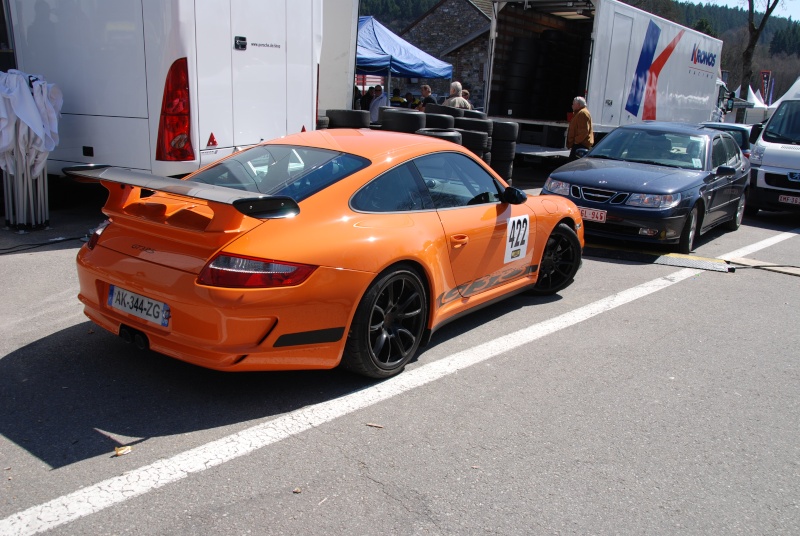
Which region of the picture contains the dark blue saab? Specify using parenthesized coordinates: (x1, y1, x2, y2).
(541, 122, 749, 253)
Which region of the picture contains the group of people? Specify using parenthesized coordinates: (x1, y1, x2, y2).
(354, 81, 475, 123)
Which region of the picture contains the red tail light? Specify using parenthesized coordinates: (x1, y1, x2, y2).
(86, 221, 110, 250)
(156, 58, 195, 161)
(198, 254, 317, 288)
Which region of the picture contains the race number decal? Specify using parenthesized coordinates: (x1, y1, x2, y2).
(504, 215, 529, 263)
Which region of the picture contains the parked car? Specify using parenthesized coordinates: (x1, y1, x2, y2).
(701, 121, 753, 159)
(68, 129, 584, 379)
(541, 122, 749, 253)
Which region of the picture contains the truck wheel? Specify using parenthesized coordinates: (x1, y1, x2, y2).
(678, 206, 698, 254)
(341, 267, 427, 379)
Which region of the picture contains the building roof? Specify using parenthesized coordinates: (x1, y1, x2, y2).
(469, 0, 494, 18)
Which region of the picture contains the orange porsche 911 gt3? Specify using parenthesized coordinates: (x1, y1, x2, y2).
(68, 129, 583, 378)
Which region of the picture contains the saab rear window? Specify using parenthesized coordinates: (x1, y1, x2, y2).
(188, 145, 369, 202)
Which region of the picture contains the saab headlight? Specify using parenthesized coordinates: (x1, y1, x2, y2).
(626, 192, 681, 209)
(543, 178, 570, 196)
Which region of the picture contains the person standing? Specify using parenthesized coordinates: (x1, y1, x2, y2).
(417, 85, 436, 112)
(443, 81, 472, 109)
(567, 96, 593, 160)
(360, 86, 374, 112)
(369, 84, 389, 123)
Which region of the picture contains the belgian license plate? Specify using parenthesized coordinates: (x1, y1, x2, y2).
(778, 194, 800, 205)
(579, 207, 607, 223)
(108, 285, 170, 328)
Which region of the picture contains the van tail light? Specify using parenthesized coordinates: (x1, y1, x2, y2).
(156, 58, 195, 161)
(198, 254, 317, 288)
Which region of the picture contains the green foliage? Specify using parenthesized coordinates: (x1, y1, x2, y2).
(692, 18, 717, 38)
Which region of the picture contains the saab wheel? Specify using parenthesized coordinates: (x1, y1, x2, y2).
(678, 205, 698, 254)
(726, 192, 746, 231)
(342, 267, 428, 379)
(529, 223, 581, 296)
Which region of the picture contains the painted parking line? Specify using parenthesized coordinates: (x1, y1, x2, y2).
(2, 229, 798, 536)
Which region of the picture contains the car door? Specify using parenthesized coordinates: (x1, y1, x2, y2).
(721, 135, 748, 214)
(413, 152, 536, 298)
(703, 135, 735, 227)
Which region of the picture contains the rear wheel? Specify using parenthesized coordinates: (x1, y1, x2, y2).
(678, 205, 698, 254)
(342, 267, 427, 378)
(726, 192, 746, 231)
(529, 223, 581, 296)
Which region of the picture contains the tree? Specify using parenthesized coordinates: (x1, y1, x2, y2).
(693, 18, 717, 38)
(739, 0, 782, 115)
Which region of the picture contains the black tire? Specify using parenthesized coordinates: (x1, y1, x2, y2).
(316, 116, 330, 129)
(425, 103, 465, 118)
(381, 109, 426, 133)
(492, 139, 517, 161)
(455, 128, 488, 151)
(415, 128, 462, 145)
(492, 121, 519, 141)
(529, 223, 582, 296)
(341, 267, 428, 379)
(424, 113, 455, 129)
(326, 109, 370, 129)
(491, 160, 514, 181)
(678, 205, 699, 254)
(462, 109, 488, 119)
(454, 117, 493, 136)
(726, 192, 746, 231)
(482, 151, 492, 165)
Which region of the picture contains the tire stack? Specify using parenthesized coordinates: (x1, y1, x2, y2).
(380, 108, 426, 133)
(489, 120, 519, 182)
(424, 113, 455, 129)
(414, 128, 462, 145)
(454, 116, 493, 164)
(425, 103, 464, 118)
(538, 30, 582, 121)
(324, 109, 370, 128)
(503, 36, 542, 119)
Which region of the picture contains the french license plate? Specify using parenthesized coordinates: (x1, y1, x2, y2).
(579, 207, 607, 223)
(778, 194, 800, 205)
(108, 285, 170, 328)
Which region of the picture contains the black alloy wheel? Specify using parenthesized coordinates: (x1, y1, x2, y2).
(529, 223, 582, 296)
(679, 205, 698, 254)
(342, 267, 427, 378)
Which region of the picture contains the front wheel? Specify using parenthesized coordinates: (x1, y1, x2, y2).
(341, 267, 427, 379)
(678, 205, 698, 254)
(529, 223, 582, 296)
(726, 193, 746, 231)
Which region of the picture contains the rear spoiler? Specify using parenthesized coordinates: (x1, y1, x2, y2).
(63, 165, 300, 219)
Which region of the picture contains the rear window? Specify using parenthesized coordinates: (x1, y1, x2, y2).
(187, 145, 369, 202)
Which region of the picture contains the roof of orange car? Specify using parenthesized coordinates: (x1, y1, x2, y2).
(266, 128, 469, 161)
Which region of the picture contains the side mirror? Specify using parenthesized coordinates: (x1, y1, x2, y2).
(715, 165, 736, 177)
(726, 98, 734, 113)
(501, 186, 527, 205)
(749, 123, 763, 144)
(574, 147, 589, 159)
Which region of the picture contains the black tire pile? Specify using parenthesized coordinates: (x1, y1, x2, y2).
(318, 108, 519, 182)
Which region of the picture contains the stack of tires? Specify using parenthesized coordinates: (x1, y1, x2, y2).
(379, 108, 426, 133)
(489, 121, 519, 182)
(453, 115, 492, 164)
(324, 109, 370, 128)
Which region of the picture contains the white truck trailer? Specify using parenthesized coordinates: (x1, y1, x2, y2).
(485, 0, 729, 156)
(7, 0, 357, 178)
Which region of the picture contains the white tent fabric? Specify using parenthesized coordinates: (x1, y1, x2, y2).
(725, 85, 767, 124)
(768, 76, 800, 112)
(0, 69, 62, 231)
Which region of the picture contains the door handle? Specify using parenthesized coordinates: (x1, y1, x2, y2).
(450, 234, 469, 248)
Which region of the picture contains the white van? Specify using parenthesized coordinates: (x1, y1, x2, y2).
(8, 0, 323, 177)
(747, 99, 800, 214)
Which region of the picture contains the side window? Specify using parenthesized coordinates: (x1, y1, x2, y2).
(351, 163, 432, 212)
(722, 137, 740, 166)
(711, 137, 728, 169)
(413, 152, 503, 209)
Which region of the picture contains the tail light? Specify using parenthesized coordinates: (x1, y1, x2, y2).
(742, 149, 751, 159)
(156, 58, 195, 161)
(86, 221, 110, 250)
(198, 254, 317, 288)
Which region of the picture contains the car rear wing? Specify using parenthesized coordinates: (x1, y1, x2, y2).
(63, 165, 300, 220)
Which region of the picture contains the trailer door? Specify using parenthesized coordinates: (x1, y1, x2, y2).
(601, 13, 633, 126)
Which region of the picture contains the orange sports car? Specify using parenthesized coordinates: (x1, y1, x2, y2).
(68, 129, 584, 378)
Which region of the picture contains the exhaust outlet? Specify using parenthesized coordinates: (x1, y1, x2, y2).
(133, 332, 149, 351)
(119, 325, 133, 344)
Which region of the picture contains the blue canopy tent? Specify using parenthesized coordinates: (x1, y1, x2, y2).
(356, 16, 452, 79)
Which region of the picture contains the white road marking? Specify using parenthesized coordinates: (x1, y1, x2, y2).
(2, 230, 798, 536)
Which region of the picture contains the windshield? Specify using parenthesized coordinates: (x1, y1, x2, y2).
(589, 128, 706, 170)
(763, 100, 800, 144)
(188, 145, 370, 202)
